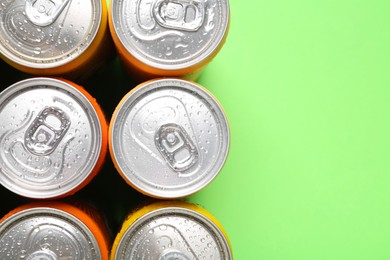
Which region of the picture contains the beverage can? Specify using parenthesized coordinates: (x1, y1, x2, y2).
(0, 77, 107, 199)
(108, 0, 230, 81)
(0, 201, 110, 259)
(0, 0, 112, 79)
(109, 78, 230, 198)
(111, 201, 232, 259)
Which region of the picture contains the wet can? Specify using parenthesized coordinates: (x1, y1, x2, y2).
(109, 78, 230, 198)
(0, 77, 107, 199)
(108, 0, 230, 81)
(0, 201, 110, 259)
(111, 201, 232, 259)
(0, 0, 113, 79)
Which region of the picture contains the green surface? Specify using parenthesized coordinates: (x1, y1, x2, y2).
(189, 0, 390, 259)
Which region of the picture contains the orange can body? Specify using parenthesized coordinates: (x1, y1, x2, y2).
(0, 77, 107, 199)
(111, 201, 233, 259)
(0, 0, 113, 80)
(108, 0, 230, 82)
(109, 78, 230, 199)
(0, 201, 110, 259)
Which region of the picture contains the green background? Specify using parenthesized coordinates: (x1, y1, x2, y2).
(1, 0, 390, 259)
(189, 0, 390, 259)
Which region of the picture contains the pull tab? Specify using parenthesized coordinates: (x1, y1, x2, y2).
(27, 250, 58, 260)
(159, 250, 191, 260)
(155, 123, 198, 172)
(153, 0, 205, 32)
(25, 107, 71, 156)
(25, 0, 71, 27)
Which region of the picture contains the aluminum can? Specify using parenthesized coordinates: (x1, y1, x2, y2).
(109, 78, 230, 198)
(108, 0, 230, 81)
(0, 77, 107, 199)
(111, 201, 232, 259)
(0, 201, 110, 259)
(0, 0, 112, 79)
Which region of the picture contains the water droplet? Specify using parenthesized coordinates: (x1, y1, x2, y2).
(159, 225, 167, 231)
(33, 47, 41, 55)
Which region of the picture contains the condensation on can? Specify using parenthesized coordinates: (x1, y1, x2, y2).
(111, 201, 232, 260)
(109, 78, 230, 199)
(0, 77, 107, 199)
(0, 0, 113, 80)
(0, 201, 110, 260)
(108, 0, 230, 81)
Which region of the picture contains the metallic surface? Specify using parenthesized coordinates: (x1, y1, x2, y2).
(0, 78, 103, 198)
(110, 78, 230, 198)
(113, 206, 232, 260)
(110, 0, 230, 70)
(0, 207, 101, 259)
(0, 0, 102, 69)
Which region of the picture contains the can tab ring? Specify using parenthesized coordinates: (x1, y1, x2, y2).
(153, 0, 205, 32)
(25, 0, 71, 27)
(155, 123, 199, 172)
(159, 250, 191, 260)
(25, 107, 71, 156)
(26, 249, 59, 260)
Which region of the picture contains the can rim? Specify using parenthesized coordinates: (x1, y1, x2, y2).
(0, 207, 102, 259)
(109, 78, 230, 198)
(0, 0, 103, 69)
(113, 206, 232, 259)
(110, 0, 230, 71)
(0, 77, 103, 199)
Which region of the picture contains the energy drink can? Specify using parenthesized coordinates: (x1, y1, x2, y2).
(0, 201, 110, 259)
(108, 0, 230, 81)
(0, 0, 112, 79)
(0, 77, 107, 199)
(111, 201, 232, 259)
(109, 78, 230, 198)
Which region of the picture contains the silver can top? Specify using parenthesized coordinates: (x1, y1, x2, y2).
(0, 78, 103, 199)
(111, 0, 230, 71)
(110, 78, 230, 198)
(0, 0, 102, 69)
(114, 207, 232, 260)
(0, 207, 102, 259)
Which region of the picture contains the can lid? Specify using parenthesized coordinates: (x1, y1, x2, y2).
(0, 0, 102, 69)
(114, 207, 232, 259)
(110, 78, 230, 198)
(111, 0, 230, 71)
(0, 78, 103, 199)
(0, 207, 101, 259)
